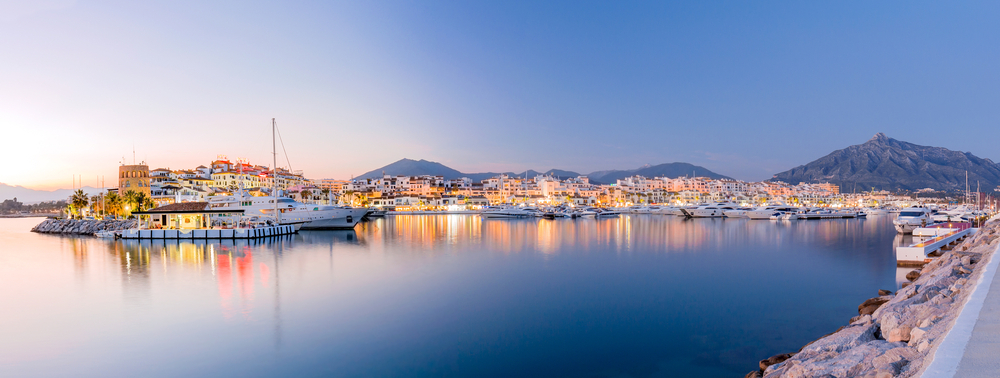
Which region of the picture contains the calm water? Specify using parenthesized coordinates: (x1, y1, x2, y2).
(0, 215, 903, 377)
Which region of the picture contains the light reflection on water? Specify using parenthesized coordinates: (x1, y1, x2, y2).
(0, 215, 901, 378)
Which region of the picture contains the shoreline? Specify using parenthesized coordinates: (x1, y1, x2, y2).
(0, 213, 59, 218)
(748, 218, 1000, 377)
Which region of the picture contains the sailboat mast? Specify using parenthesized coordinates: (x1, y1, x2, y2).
(273, 118, 279, 224)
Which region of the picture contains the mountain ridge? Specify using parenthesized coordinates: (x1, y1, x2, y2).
(771, 133, 1000, 192)
(0, 183, 103, 204)
(357, 158, 729, 184)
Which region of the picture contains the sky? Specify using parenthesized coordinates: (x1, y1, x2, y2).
(2, 0, 999, 190)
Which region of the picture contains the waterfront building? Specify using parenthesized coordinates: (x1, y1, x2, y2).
(118, 163, 151, 196)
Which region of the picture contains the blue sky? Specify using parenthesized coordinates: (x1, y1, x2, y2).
(2, 1, 999, 189)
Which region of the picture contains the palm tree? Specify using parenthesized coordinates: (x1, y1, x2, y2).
(138, 192, 156, 212)
(71, 189, 89, 219)
(105, 192, 123, 219)
(123, 190, 141, 218)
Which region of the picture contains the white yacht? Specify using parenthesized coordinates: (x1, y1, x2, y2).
(893, 207, 934, 234)
(209, 194, 367, 230)
(746, 206, 799, 220)
(723, 207, 753, 218)
(863, 208, 889, 216)
(682, 203, 737, 218)
(594, 208, 621, 218)
(480, 206, 532, 218)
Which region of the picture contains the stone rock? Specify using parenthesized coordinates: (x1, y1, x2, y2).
(916, 339, 931, 353)
(850, 314, 872, 325)
(759, 352, 795, 372)
(744, 371, 762, 378)
(961, 256, 972, 266)
(909, 327, 929, 345)
(872, 346, 919, 374)
(878, 289, 894, 296)
(906, 269, 921, 281)
(858, 296, 891, 315)
(918, 315, 941, 328)
(768, 340, 897, 378)
(886, 326, 911, 343)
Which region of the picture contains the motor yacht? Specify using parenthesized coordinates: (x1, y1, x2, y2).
(682, 203, 737, 218)
(746, 206, 799, 220)
(480, 206, 532, 218)
(594, 208, 621, 218)
(209, 194, 367, 230)
(893, 207, 934, 234)
(723, 207, 753, 218)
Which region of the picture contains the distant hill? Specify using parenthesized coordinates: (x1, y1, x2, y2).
(357, 159, 727, 184)
(358, 159, 582, 181)
(0, 183, 103, 204)
(357, 159, 465, 180)
(771, 133, 1000, 192)
(588, 163, 733, 183)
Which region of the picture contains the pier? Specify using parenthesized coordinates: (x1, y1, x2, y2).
(897, 226, 974, 266)
(121, 202, 297, 239)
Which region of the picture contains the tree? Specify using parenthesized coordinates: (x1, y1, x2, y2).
(71, 189, 89, 219)
(123, 190, 141, 218)
(105, 192, 123, 219)
(134, 191, 155, 212)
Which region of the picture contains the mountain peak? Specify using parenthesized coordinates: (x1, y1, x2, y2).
(868, 132, 889, 143)
(772, 134, 1000, 191)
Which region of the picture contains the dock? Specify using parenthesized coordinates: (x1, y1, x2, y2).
(120, 202, 297, 239)
(897, 226, 975, 266)
(120, 225, 295, 239)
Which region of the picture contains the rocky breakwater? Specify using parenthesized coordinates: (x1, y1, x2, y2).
(746, 219, 1000, 378)
(31, 219, 137, 235)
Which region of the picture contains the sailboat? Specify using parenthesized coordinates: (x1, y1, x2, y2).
(208, 119, 368, 230)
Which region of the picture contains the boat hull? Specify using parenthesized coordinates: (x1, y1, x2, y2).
(300, 208, 368, 230)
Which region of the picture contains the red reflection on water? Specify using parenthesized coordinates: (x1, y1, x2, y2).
(217, 254, 234, 318)
(236, 248, 254, 302)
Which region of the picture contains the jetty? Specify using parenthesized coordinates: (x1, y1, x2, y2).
(897, 223, 975, 266)
(122, 202, 295, 239)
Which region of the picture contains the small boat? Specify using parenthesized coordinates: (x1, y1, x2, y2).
(94, 230, 119, 238)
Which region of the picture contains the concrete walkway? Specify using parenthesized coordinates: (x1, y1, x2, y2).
(953, 252, 1000, 377)
(923, 225, 1000, 378)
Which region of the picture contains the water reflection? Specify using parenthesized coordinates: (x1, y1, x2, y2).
(1, 216, 902, 378)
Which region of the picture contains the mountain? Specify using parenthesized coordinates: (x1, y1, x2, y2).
(771, 133, 1000, 192)
(588, 163, 733, 184)
(357, 159, 465, 180)
(0, 183, 103, 203)
(358, 159, 582, 181)
(358, 159, 728, 184)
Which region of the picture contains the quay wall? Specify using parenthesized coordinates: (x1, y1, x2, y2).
(747, 219, 1000, 378)
(31, 219, 137, 235)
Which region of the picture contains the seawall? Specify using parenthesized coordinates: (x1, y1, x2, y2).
(746, 219, 1000, 378)
(30, 219, 137, 235)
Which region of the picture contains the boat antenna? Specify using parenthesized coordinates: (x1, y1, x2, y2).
(273, 118, 280, 225)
